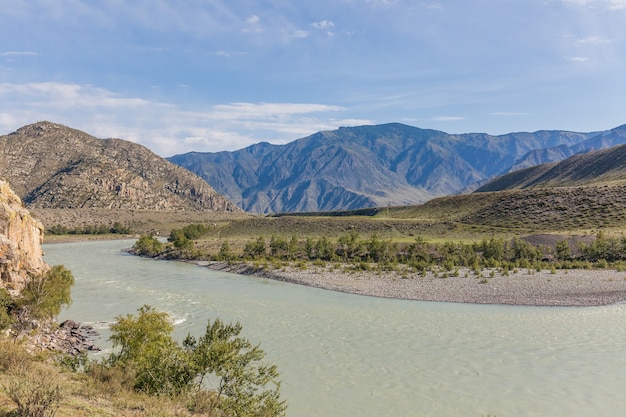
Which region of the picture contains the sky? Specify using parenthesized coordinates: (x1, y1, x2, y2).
(1, 0, 625, 157)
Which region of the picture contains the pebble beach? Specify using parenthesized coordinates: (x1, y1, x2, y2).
(205, 262, 626, 307)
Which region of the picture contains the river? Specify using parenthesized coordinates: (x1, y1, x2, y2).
(45, 239, 626, 417)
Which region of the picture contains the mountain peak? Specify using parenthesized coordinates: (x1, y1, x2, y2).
(0, 123, 240, 212)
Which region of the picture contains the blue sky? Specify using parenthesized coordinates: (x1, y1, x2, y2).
(1, 0, 625, 156)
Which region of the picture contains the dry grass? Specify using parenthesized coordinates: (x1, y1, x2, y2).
(31, 209, 252, 239)
(0, 340, 209, 417)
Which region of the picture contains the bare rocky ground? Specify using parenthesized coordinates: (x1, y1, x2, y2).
(205, 262, 626, 307)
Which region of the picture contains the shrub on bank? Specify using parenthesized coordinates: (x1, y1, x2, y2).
(134, 228, 626, 273)
(104, 305, 286, 416)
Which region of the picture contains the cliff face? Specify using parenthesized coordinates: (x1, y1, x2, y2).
(0, 181, 49, 294)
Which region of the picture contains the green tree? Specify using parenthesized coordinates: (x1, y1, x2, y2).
(108, 305, 193, 395)
(216, 240, 237, 262)
(336, 231, 361, 260)
(556, 240, 572, 261)
(106, 305, 286, 416)
(184, 319, 285, 416)
(269, 234, 289, 258)
(243, 237, 267, 259)
(133, 234, 164, 257)
(314, 236, 335, 261)
(287, 235, 299, 261)
(17, 265, 74, 320)
(169, 228, 192, 250)
(110, 222, 132, 234)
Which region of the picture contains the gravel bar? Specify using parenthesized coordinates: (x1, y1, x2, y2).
(204, 262, 626, 307)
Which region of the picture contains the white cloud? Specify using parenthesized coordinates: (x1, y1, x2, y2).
(567, 56, 590, 62)
(0, 51, 39, 57)
(489, 112, 530, 117)
(576, 36, 612, 44)
(211, 102, 344, 118)
(292, 30, 310, 38)
(0, 82, 153, 109)
(243, 14, 263, 33)
(0, 82, 357, 155)
(432, 116, 464, 122)
(310, 20, 335, 30)
(246, 15, 260, 25)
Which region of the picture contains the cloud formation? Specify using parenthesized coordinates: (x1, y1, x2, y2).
(0, 82, 362, 156)
(1, 0, 625, 152)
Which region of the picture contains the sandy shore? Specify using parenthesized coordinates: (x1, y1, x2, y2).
(204, 262, 626, 307)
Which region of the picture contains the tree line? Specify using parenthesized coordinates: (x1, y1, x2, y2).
(47, 222, 132, 235)
(132, 225, 626, 273)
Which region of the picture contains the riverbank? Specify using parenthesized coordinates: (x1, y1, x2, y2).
(204, 261, 626, 307)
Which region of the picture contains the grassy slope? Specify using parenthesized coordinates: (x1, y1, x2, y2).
(33, 183, 626, 247)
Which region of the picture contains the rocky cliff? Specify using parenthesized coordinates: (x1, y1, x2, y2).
(0, 181, 49, 294)
(0, 122, 240, 212)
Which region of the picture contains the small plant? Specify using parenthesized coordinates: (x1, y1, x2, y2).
(3, 367, 65, 417)
(54, 351, 88, 373)
(0, 340, 32, 373)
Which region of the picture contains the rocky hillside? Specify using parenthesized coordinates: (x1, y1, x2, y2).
(168, 123, 626, 213)
(0, 122, 239, 211)
(476, 144, 626, 192)
(0, 181, 49, 293)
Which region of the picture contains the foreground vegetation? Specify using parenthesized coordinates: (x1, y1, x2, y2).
(1, 263, 285, 416)
(1, 306, 285, 417)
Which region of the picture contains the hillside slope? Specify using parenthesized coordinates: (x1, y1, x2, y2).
(169, 123, 599, 213)
(0, 122, 239, 211)
(477, 143, 626, 192)
(509, 124, 626, 171)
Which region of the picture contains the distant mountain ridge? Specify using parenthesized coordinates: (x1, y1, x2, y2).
(476, 143, 626, 192)
(0, 122, 239, 211)
(169, 123, 626, 213)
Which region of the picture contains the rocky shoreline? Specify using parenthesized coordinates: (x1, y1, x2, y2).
(204, 261, 626, 307)
(26, 319, 101, 355)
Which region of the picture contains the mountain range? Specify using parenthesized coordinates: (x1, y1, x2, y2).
(168, 123, 626, 213)
(0, 122, 239, 211)
(2, 121, 626, 214)
(477, 143, 626, 192)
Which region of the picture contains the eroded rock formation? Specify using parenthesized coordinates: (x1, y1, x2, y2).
(0, 180, 49, 293)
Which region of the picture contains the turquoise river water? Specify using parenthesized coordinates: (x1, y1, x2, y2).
(44, 239, 626, 417)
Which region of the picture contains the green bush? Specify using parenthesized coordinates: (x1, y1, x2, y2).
(106, 305, 286, 416)
(17, 265, 74, 320)
(215, 240, 237, 262)
(243, 236, 267, 259)
(133, 234, 164, 257)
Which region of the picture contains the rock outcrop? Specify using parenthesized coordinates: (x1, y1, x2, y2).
(0, 180, 49, 294)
